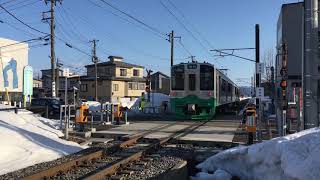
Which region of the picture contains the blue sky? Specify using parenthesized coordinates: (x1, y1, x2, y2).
(0, 0, 300, 85)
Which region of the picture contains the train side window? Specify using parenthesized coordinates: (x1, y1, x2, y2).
(171, 65, 184, 90)
(189, 74, 196, 91)
(200, 65, 214, 90)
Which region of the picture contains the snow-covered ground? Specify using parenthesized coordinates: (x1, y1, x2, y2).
(0, 105, 84, 175)
(193, 128, 320, 180)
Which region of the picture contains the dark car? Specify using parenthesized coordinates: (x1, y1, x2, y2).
(28, 98, 61, 119)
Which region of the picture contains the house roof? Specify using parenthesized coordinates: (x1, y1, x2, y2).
(85, 60, 144, 68)
(151, 71, 170, 79)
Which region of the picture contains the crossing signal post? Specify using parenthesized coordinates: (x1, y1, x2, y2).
(146, 69, 152, 102)
(280, 43, 288, 136)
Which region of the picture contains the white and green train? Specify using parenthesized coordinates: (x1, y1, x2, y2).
(170, 61, 240, 120)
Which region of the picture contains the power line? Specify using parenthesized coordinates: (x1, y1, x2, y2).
(160, 1, 208, 54)
(87, 0, 165, 40)
(0, 0, 40, 14)
(1, 20, 39, 37)
(0, 0, 21, 6)
(97, 0, 166, 38)
(0, 36, 48, 49)
(165, 0, 215, 49)
(177, 40, 192, 56)
(160, 0, 224, 68)
(0, 4, 47, 35)
(57, 6, 89, 43)
(0, 3, 92, 58)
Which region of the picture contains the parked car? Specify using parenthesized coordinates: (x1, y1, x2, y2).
(28, 98, 61, 119)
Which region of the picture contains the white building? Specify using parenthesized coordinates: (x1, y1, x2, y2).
(0, 37, 29, 101)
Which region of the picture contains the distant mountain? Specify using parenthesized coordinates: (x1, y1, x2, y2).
(239, 86, 252, 97)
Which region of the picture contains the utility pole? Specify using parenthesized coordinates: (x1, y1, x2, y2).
(169, 30, 174, 67)
(255, 24, 262, 142)
(167, 31, 181, 67)
(42, 0, 62, 98)
(304, 0, 319, 129)
(90, 39, 99, 101)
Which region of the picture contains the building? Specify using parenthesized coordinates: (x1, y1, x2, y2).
(276, 2, 309, 131)
(276, 2, 303, 103)
(79, 56, 145, 102)
(33, 78, 44, 98)
(41, 68, 80, 102)
(0, 38, 29, 102)
(150, 71, 170, 95)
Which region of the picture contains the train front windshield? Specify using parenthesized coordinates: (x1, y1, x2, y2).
(171, 65, 184, 90)
(200, 65, 214, 90)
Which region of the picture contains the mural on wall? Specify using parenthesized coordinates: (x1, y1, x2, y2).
(3, 58, 18, 89)
(0, 38, 28, 93)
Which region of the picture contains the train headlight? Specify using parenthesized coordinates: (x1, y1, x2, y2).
(170, 91, 177, 96)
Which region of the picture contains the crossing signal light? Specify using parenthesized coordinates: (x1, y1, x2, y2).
(280, 80, 287, 88)
(145, 86, 150, 93)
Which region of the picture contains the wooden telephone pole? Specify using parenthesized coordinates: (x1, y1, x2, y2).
(42, 0, 62, 97)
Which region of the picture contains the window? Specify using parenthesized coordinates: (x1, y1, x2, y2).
(139, 83, 145, 90)
(128, 82, 133, 90)
(133, 69, 139, 76)
(189, 74, 196, 91)
(200, 65, 214, 90)
(80, 84, 87, 92)
(113, 84, 119, 91)
(128, 82, 138, 90)
(133, 83, 138, 90)
(171, 65, 184, 90)
(120, 69, 127, 76)
(222, 79, 226, 91)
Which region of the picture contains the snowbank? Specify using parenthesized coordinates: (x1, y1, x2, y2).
(129, 93, 170, 113)
(0, 105, 84, 175)
(84, 93, 170, 113)
(194, 128, 320, 180)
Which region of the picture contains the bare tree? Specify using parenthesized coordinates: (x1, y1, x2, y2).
(262, 48, 275, 83)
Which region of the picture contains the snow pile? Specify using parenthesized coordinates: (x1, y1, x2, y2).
(84, 101, 103, 112)
(0, 105, 84, 175)
(193, 169, 232, 180)
(120, 98, 138, 109)
(129, 93, 170, 112)
(194, 128, 320, 180)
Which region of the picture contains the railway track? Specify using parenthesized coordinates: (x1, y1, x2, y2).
(20, 121, 207, 180)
